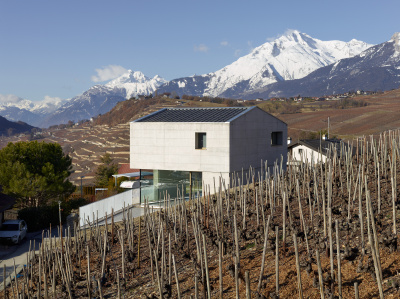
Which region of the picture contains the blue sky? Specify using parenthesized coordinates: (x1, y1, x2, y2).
(0, 0, 399, 102)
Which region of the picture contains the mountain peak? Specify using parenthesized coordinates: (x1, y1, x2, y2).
(103, 70, 166, 99)
(107, 70, 148, 86)
(391, 32, 400, 51)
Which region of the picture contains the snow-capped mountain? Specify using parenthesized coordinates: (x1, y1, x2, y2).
(4, 30, 395, 128)
(157, 30, 373, 98)
(0, 96, 66, 127)
(40, 70, 167, 127)
(244, 32, 400, 99)
(105, 70, 167, 99)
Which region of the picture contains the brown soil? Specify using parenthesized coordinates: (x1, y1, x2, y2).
(4, 141, 400, 299)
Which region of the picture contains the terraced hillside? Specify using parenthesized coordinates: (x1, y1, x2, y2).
(1, 89, 400, 187)
(280, 89, 400, 141)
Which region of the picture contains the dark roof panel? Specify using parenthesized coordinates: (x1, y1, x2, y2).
(135, 107, 250, 123)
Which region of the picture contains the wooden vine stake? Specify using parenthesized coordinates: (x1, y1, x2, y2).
(172, 254, 181, 299)
(335, 219, 342, 299)
(316, 249, 325, 299)
(354, 282, 359, 299)
(276, 226, 279, 297)
(257, 215, 271, 294)
(293, 233, 303, 299)
(219, 240, 223, 299)
(202, 234, 211, 299)
(245, 271, 251, 299)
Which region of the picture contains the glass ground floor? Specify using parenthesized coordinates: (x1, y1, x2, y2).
(139, 170, 202, 203)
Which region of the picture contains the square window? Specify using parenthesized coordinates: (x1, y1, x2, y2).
(298, 148, 303, 155)
(195, 132, 207, 149)
(271, 131, 283, 146)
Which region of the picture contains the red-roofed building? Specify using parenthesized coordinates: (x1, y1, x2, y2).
(118, 163, 139, 175)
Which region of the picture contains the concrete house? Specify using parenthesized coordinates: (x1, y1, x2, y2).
(130, 107, 287, 202)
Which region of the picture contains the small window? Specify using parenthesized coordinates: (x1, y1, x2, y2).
(195, 132, 207, 149)
(271, 131, 283, 146)
(298, 148, 303, 155)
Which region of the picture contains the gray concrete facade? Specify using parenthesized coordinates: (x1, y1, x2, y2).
(229, 106, 287, 172)
(130, 107, 287, 194)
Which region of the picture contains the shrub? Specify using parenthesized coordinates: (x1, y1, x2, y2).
(18, 197, 89, 232)
(18, 205, 60, 232)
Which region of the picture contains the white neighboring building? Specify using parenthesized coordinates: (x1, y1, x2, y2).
(130, 107, 287, 202)
(288, 139, 348, 166)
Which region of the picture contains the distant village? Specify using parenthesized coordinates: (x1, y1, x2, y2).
(3, 89, 382, 141)
(134, 89, 382, 103)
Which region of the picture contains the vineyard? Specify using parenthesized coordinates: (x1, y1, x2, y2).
(3, 130, 400, 298)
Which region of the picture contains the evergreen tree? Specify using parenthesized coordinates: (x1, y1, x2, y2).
(0, 141, 75, 207)
(95, 153, 118, 187)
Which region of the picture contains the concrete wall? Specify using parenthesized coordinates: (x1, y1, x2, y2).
(202, 171, 230, 193)
(229, 108, 287, 172)
(289, 144, 327, 165)
(131, 122, 230, 173)
(79, 189, 140, 226)
(130, 108, 287, 194)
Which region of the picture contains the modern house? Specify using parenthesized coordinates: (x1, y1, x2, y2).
(288, 138, 350, 166)
(130, 107, 287, 203)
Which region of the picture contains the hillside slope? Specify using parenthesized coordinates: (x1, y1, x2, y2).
(0, 115, 35, 136)
(2, 89, 400, 186)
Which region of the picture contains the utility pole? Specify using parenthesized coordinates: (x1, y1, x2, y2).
(80, 176, 85, 197)
(58, 200, 64, 254)
(328, 116, 330, 139)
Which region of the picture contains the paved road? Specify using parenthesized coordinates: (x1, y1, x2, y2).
(0, 226, 61, 287)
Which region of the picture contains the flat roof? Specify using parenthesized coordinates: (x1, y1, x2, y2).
(134, 107, 252, 123)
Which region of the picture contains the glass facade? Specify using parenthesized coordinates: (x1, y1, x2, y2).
(140, 170, 202, 203)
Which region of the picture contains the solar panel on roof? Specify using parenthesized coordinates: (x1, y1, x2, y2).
(136, 107, 250, 123)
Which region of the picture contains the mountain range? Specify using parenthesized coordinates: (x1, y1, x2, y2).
(244, 32, 400, 99)
(157, 30, 372, 98)
(1, 30, 400, 128)
(0, 72, 166, 128)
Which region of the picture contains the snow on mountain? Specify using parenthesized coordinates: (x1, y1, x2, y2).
(211, 31, 370, 95)
(105, 70, 167, 99)
(0, 95, 67, 126)
(0, 70, 166, 128)
(0, 31, 380, 127)
(31, 96, 67, 114)
(243, 33, 400, 99)
(392, 32, 400, 54)
(39, 70, 167, 127)
(157, 30, 373, 98)
(0, 95, 66, 114)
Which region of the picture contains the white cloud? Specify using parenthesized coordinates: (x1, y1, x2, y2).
(234, 49, 242, 57)
(220, 41, 229, 46)
(0, 94, 24, 104)
(91, 65, 128, 82)
(194, 44, 209, 52)
(43, 96, 62, 102)
(40, 95, 64, 105)
(247, 41, 254, 53)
